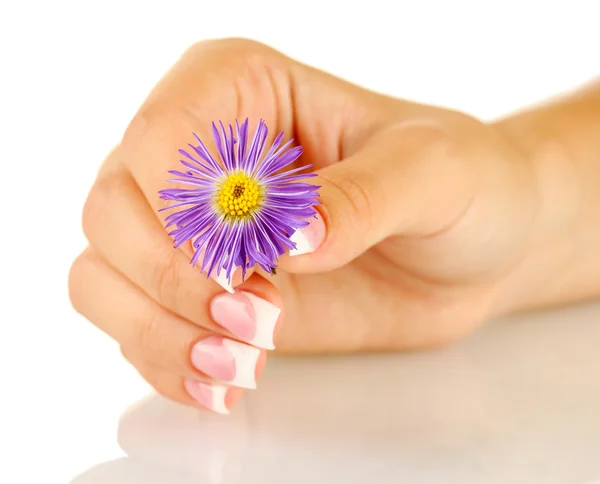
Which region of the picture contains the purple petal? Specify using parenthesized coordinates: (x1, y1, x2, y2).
(236, 119, 249, 169)
(160, 119, 320, 282)
(190, 137, 223, 175)
(262, 164, 314, 184)
(212, 122, 229, 171)
(244, 119, 267, 172)
(178, 149, 219, 179)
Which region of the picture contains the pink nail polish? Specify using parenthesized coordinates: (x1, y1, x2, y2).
(191, 335, 236, 382)
(210, 291, 280, 350)
(191, 335, 260, 389)
(184, 379, 229, 415)
(289, 212, 326, 256)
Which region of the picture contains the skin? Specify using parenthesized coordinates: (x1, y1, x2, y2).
(68, 38, 600, 411)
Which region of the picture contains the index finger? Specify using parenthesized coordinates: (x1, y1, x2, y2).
(120, 38, 293, 216)
(116, 38, 372, 284)
(119, 39, 301, 285)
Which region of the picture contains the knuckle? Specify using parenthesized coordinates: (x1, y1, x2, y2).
(397, 122, 464, 165)
(81, 179, 109, 240)
(136, 311, 163, 364)
(119, 38, 284, 168)
(82, 172, 129, 240)
(120, 106, 170, 159)
(151, 248, 183, 311)
(190, 38, 283, 88)
(325, 166, 377, 234)
(192, 37, 273, 59)
(68, 251, 91, 314)
(422, 130, 464, 162)
(119, 106, 186, 188)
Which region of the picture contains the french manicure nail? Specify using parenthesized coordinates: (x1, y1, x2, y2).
(210, 291, 281, 350)
(184, 379, 230, 415)
(289, 212, 326, 256)
(191, 335, 260, 389)
(213, 266, 236, 293)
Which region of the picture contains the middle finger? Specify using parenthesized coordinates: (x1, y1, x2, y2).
(82, 163, 282, 350)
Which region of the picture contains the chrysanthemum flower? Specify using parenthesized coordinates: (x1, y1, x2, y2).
(159, 119, 320, 286)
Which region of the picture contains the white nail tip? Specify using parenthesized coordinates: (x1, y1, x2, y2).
(210, 384, 230, 415)
(244, 292, 280, 350)
(214, 268, 235, 293)
(222, 339, 260, 389)
(289, 229, 313, 256)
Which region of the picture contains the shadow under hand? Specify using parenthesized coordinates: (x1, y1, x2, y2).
(72, 302, 600, 484)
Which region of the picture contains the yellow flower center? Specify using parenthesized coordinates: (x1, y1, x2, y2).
(216, 172, 263, 219)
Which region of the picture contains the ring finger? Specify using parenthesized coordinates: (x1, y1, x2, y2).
(68, 247, 267, 392)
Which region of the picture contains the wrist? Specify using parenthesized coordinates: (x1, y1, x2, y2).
(490, 106, 600, 316)
(489, 113, 581, 315)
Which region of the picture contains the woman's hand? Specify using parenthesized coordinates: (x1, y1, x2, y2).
(68, 39, 549, 413)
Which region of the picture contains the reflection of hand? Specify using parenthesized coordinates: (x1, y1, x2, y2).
(68, 39, 596, 413)
(73, 308, 600, 483)
(71, 458, 199, 484)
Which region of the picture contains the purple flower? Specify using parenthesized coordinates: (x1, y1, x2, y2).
(159, 119, 320, 284)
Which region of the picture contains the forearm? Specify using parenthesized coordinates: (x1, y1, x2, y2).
(492, 79, 600, 314)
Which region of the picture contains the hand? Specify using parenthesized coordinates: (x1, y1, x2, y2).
(69, 39, 538, 412)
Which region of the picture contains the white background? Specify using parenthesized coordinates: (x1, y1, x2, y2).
(1, 1, 599, 483)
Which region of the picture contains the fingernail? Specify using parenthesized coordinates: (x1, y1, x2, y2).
(210, 291, 281, 350)
(212, 266, 236, 293)
(191, 335, 260, 389)
(184, 379, 230, 415)
(289, 212, 326, 256)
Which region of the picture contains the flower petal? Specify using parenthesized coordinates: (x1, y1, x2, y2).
(160, 120, 320, 282)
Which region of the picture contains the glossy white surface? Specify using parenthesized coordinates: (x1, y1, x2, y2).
(68, 302, 600, 484)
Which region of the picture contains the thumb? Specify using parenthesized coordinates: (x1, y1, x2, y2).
(281, 122, 474, 273)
